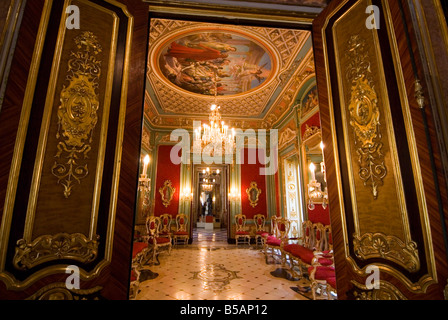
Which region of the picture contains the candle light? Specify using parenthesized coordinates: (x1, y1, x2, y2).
(309, 162, 316, 181)
(142, 155, 150, 176)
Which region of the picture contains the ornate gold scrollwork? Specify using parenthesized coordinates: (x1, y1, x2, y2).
(246, 181, 262, 208)
(26, 283, 103, 300)
(159, 180, 176, 208)
(353, 233, 420, 272)
(51, 31, 103, 198)
(13, 233, 99, 270)
(351, 280, 407, 300)
(346, 35, 387, 200)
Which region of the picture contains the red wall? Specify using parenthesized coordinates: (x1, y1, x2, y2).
(154, 145, 181, 217)
(308, 204, 330, 225)
(240, 148, 267, 219)
(301, 112, 321, 138)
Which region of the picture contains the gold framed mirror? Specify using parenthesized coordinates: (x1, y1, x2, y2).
(301, 125, 327, 208)
(246, 181, 261, 208)
(159, 180, 176, 207)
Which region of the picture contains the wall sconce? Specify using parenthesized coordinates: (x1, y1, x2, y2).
(181, 187, 193, 202)
(139, 155, 151, 208)
(228, 187, 240, 203)
(307, 161, 328, 210)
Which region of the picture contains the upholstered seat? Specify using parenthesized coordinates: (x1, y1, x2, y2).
(146, 216, 172, 263)
(283, 244, 314, 265)
(266, 237, 282, 246)
(173, 213, 189, 246)
(159, 214, 173, 238)
(264, 217, 290, 265)
(308, 248, 337, 300)
(308, 266, 335, 280)
(253, 214, 267, 247)
(235, 214, 250, 245)
(132, 242, 148, 259)
(148, 237, 171, 244)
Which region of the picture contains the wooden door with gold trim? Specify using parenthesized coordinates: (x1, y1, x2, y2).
(0, 0, 148, 299)
(313, 0, 448, 300)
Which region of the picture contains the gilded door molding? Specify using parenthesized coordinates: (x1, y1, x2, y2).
(317, 0, 437, 296)
(0, 0, 133, 291)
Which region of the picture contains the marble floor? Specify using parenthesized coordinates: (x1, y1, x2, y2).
(133, 228, 311, 300)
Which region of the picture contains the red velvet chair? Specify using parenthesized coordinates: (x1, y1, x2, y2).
(264, 217, 290, 265)
(130, 240, 151, 299)
(308, 250, 337, 300)
(261, 216, 277, 252)
(253, 214, 266, 247)
(159, 213, 173, 238)
(235, 214, 250, 245)
(283, 221, 327, 278)
(146, 216, 172, 263)
(173, 213, 189, 246)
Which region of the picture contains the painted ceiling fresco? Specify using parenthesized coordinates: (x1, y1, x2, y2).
(228, 0, 329, 7)
(145, 18, 316, 129)
(159, 31, 272, 96)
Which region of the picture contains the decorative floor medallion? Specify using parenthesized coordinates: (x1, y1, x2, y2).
(191, 263, 241, 293)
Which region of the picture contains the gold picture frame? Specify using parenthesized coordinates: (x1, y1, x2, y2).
(246, 181, 261, 208)
(159, 180, 175, 207)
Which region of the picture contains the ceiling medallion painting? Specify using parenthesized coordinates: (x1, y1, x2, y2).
(146, 18, 313, 125)
(159, 31, 272, 96)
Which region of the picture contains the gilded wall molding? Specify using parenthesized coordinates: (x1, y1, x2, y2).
(159, 180, 176, 207)
(246, 181, 262, 208)
(351, 280, 407, 300)
(13, 233, 99, 270)
(353, 233, 420, 272)
(51, 31, 103, 198)
(26, 282, 103, 300)
(345, 35, 386, 200)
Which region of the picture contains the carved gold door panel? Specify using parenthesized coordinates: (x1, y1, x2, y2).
(0, 0, 146, 299)
(313, 0, 448, 299)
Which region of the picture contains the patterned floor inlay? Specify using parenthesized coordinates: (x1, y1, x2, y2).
(191, 263, 241, 293)
(133, 228, 310, 300)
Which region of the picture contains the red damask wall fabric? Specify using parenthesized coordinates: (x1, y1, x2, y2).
(308, 204, 330, 225)
(154, 145, 181, 217)
(240, 148, 267, 219)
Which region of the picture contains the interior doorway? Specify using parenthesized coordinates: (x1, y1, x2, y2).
(191, 164, 230, 243)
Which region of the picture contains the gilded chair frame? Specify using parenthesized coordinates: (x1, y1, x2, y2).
(262, 216, 277, 254)
(285, 222, 329, 279)
(265, 217, 290, 264)
(146, 216, 172, 263)
(253, 214, 266, 247)
(159, 213, 172, 237)
(173, 213, 189, 246)
(235, 214, 250, 246)
(309, 251, 337, 300)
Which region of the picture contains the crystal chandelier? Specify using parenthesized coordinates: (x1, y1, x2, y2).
(194, 74, 236, 155)
(200, 167, 219, 192)
(194, 104, 236, 154)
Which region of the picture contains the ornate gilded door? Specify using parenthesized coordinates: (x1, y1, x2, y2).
(313, 0, 448, 299)
(0, 0, 148, 299)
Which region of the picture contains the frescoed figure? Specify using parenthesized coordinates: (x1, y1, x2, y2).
(159, 31, 272, 96)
